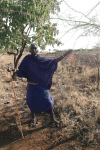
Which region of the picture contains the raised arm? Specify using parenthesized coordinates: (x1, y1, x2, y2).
(55, 50, 73, 63)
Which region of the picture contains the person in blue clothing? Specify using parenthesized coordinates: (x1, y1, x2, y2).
(9, 44, 73, 127)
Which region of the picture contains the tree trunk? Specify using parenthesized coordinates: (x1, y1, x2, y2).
(12, 41, 27, 80)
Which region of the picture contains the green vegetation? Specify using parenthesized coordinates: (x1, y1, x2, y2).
(0, 0, 61, 51)
(0, 0, 62, 78)
(0, 49, 6, 54)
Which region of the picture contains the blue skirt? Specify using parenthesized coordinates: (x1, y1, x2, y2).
(26, 84, 53, 113)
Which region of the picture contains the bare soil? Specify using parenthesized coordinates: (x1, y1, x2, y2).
(0, 50, 100, 150)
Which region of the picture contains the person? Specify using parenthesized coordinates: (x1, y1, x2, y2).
(9, 44, 73, 127)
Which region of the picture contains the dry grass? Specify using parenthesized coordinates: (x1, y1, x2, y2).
(48, 51, 100, 146)
(1, 50, 100, 149)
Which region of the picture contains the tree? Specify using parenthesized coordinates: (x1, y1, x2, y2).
(0, 0, 62, 79)
(50, 1, 100, 48)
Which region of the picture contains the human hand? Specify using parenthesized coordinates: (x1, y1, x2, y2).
(7, 67, 12, 72)
(7, 67, 16, 72)
(64, 50, 73, 57)
(67, 49, 73, 54)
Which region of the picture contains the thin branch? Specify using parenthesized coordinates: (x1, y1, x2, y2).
(63, 0, 90, 21)
(7, 48, 18, 55)
(27, 26, 32, 39)
(50, 18, 100, 28)
(63, 28, 79, 43)
(86, 2, 100, 17)
(72, 29, 91, 49)
(58, 22, 100, 41)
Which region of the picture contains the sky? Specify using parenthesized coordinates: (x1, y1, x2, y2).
(44, 0, 100, 52)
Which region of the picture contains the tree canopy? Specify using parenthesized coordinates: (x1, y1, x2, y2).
(0, 0, 61, 51)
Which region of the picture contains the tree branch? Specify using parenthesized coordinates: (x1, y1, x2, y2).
(86, 2, 100, 17)
(50, 18, 100, 28)
(63, 0, 90, 20)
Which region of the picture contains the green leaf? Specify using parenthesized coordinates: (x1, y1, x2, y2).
(0, 0, 61, 51)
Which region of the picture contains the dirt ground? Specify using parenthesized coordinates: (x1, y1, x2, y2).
(0, 50, 100, 150)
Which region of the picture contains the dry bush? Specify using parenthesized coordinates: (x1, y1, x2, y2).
(1, 51, 100, 147)
(50, 52, 100, 146)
